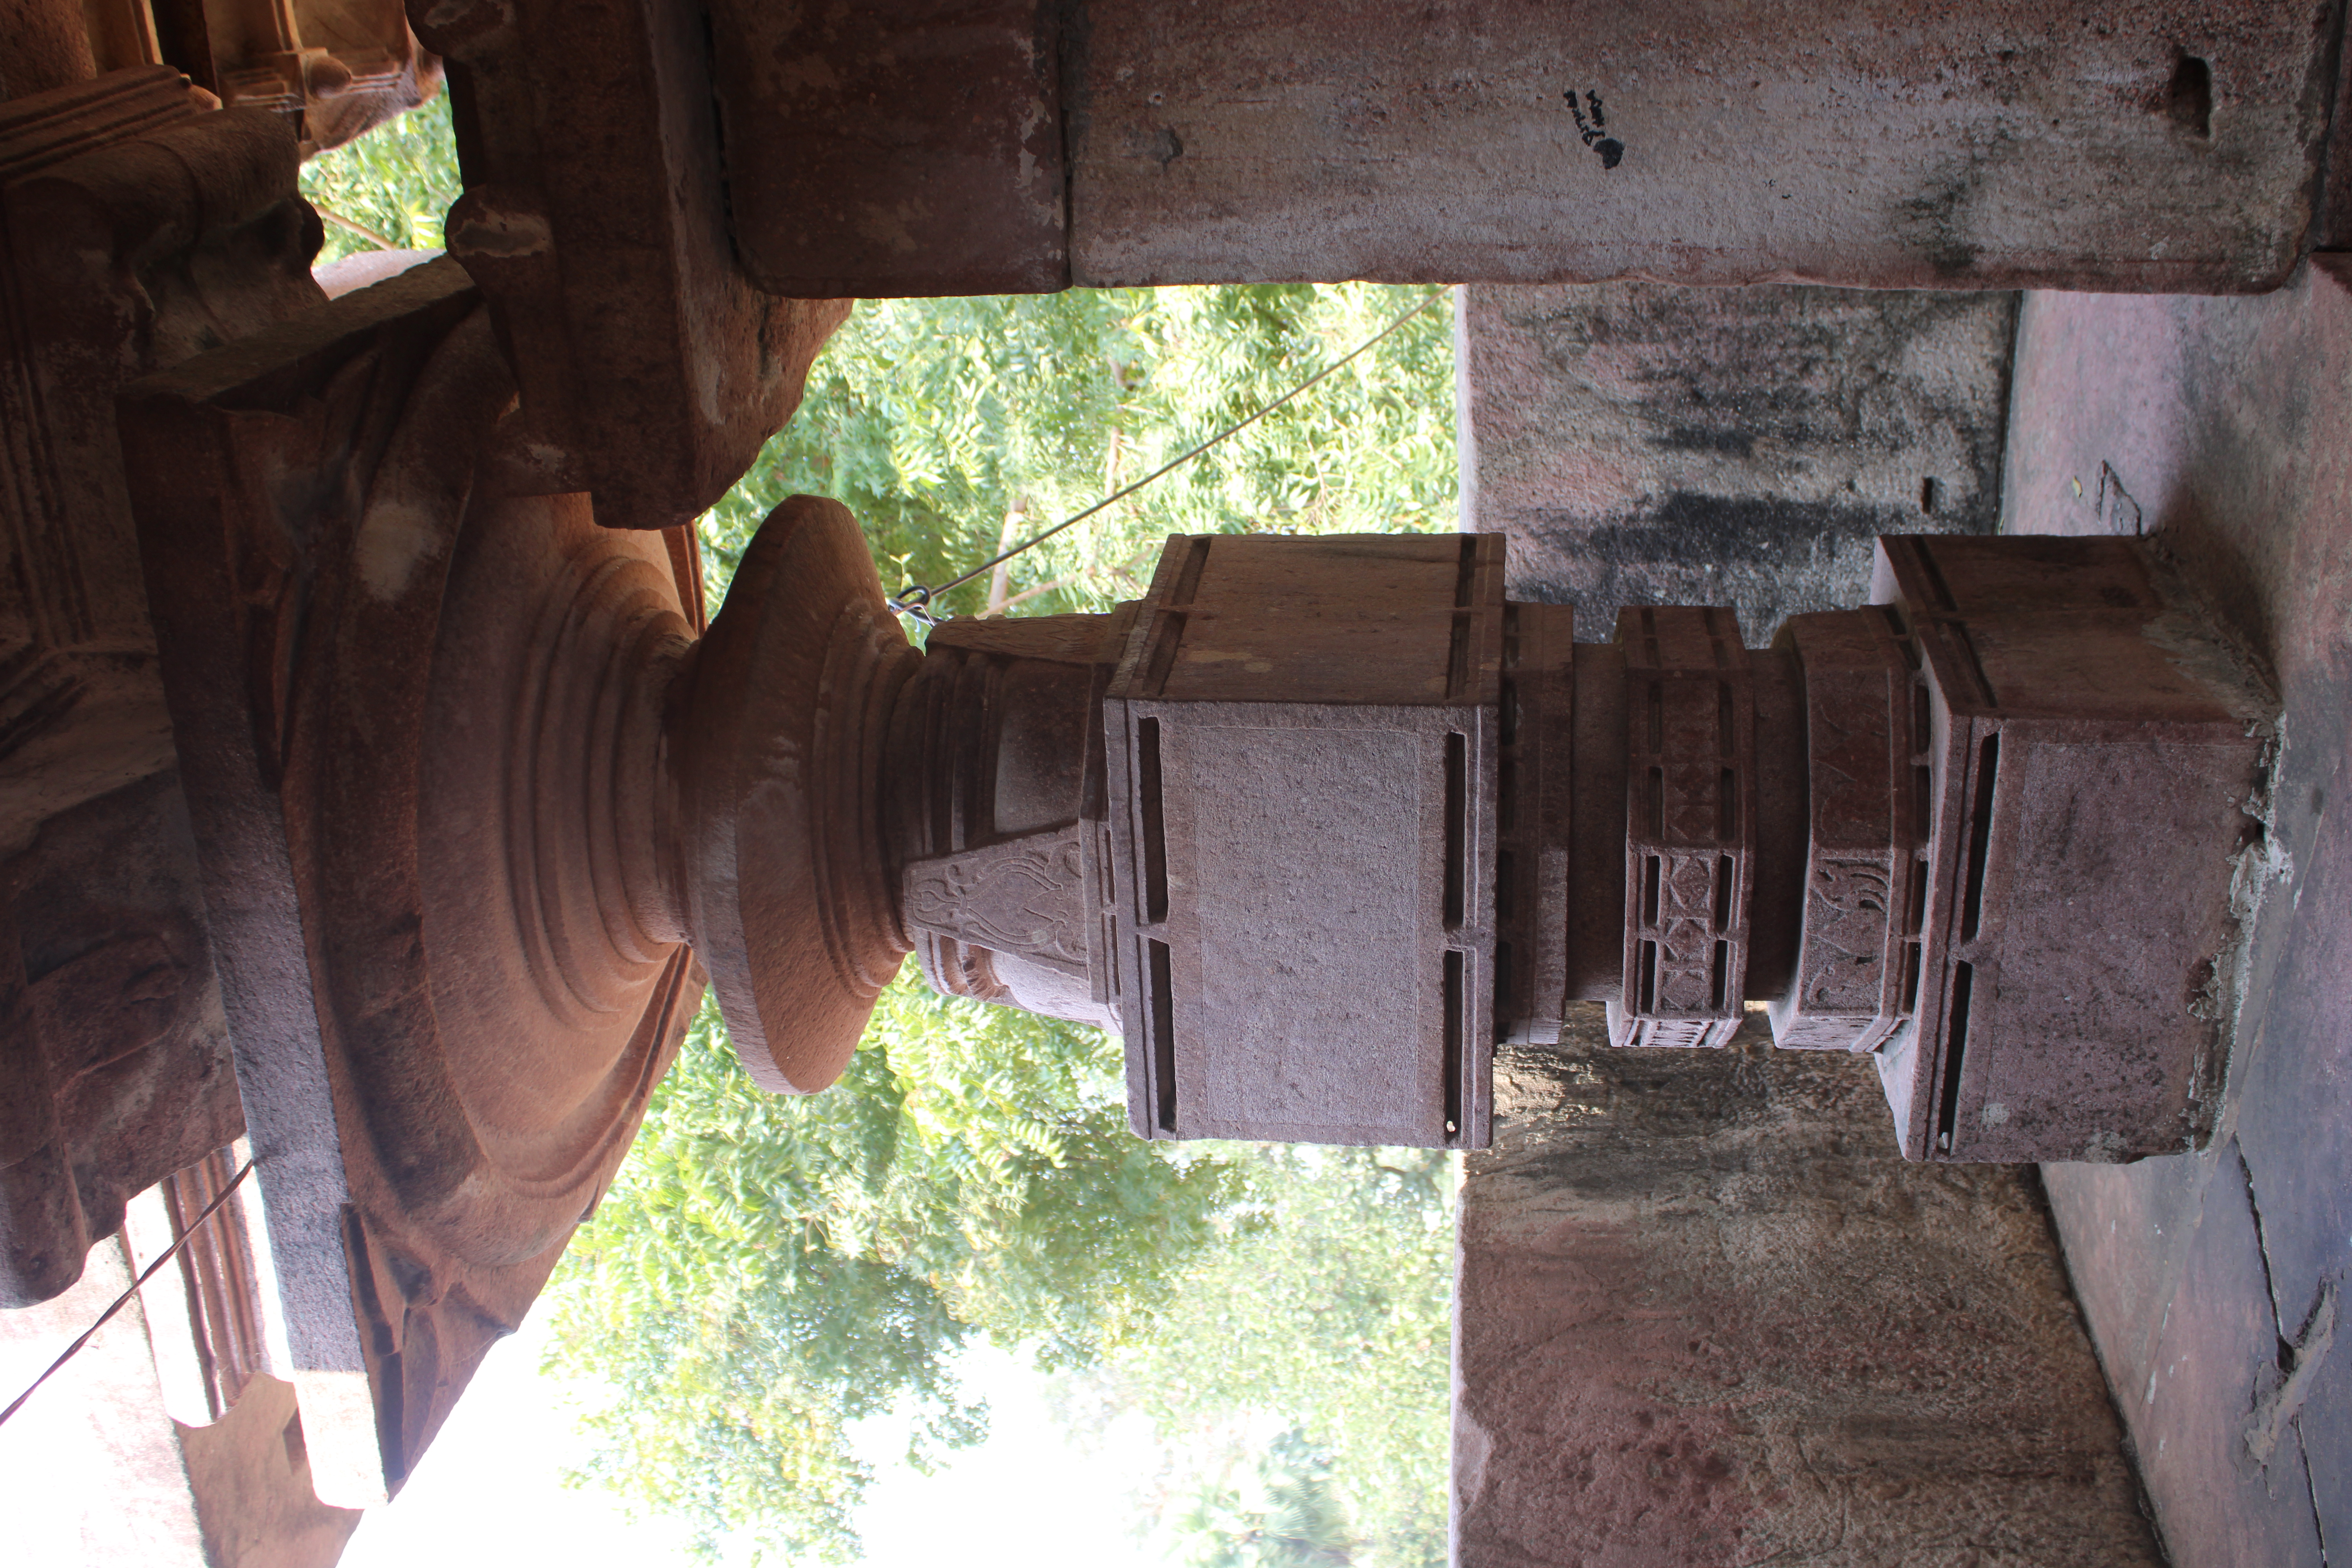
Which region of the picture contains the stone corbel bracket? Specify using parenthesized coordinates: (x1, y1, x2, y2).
(118, 254, 898, 1503)
(406, 0, 849, 529)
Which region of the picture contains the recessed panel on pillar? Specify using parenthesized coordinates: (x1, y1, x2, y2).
(1870, 536, 2272, 1163)
(1103, 533, 1504, 1149)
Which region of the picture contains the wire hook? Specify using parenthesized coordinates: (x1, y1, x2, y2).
(887, 584, 946, 626)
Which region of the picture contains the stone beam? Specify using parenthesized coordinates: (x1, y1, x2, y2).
(711, 0, 2343, 296)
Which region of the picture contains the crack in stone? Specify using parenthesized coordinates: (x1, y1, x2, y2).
(2233, 1145, 2336, 1560)
(2244, 1277, 2336, 1469)
(2239, 1147, 2288, 1333)
(2298, 1419, 2332, 1568)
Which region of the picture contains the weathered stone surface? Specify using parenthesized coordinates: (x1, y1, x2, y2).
(1770, 609, 1921, 1053)
(0, 773, 240, 1307)
(1102, 533, 1504, 1147)
(679, 493, 916, 1097)
(0, 0, 96, 98)
(1, 1218, 359, 1567)
(122, 261, 706, 1505)
(892, 613, 1125, 1036)
(1455, 1013, 2165, 1568)
(1867, 535, 2271, 1163)
(655, 0, 2343, 298)
(2005, 261, 2352, 1568)
(1608, 606, 1757, 1049)
(1070, 0, 2332, 292)
(413, 0, 849, 529)
(0, 75, 321, 1306)
(1459, 281, 2016, 642)
(711, 0, 1065, 297)
(0, 79, 322, 853)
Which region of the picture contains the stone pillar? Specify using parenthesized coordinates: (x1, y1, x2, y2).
(1996, 258, 2352, 1568)
(838, 523, 2269, 1165)
(1453, 1017, 2166, 1568)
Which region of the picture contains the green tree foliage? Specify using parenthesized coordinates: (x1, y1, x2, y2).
(299, 93, 459, 260)
(559, 285, 1460, 1564)
(653, 284, 1459, 1566)
(1169, 1428, 1359, 1568)
(700, 284, 1457, 623)
(303, 98, 1462, 1568)
(1082, 1148, 1457, 1568)
(551, 983, 1241, 1562)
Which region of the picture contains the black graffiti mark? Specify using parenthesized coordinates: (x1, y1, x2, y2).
(1564, 88, 1626, 169)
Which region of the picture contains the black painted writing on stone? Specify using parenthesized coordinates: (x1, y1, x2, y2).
(1564, 89, 1625, 169)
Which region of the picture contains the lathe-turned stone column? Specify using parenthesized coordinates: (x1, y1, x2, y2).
(111, 259, 2278, 1497)
(866, 529, 2272, 1166)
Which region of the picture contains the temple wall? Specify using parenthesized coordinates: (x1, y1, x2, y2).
(1455, 281, 2017, 641)
(1454, 1016, 2164, 1568)
(1454, 263, 2352, 1566)
(0, 1237, 211, 1564)
(0, 70, 321, 1310)
(0, 1231, 358, 1567)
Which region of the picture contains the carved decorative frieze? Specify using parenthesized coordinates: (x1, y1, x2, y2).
(1489, 602, 1575, 1045)
(1611, 606, 1753, 1049)
(903, 830, 1090, 976)
(1770, 608, 1922, 1052)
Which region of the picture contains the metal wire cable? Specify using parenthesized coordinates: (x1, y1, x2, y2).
(0, 1158, 255, 1430)
(887, 289, 1443, 624)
